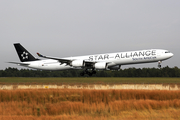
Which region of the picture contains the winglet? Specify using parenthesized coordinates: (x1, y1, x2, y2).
(37, 53, 44, 57)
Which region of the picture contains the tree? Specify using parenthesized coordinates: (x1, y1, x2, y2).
(0, 67, 180, 77)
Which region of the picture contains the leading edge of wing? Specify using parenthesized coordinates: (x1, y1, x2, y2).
(37, 53, 97, 65)
(37, 53, 72, 64)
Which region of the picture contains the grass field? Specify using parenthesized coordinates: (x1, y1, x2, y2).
(0, 77, 180, 84)
(1, 78, 180, 119)
(0, 89, 180, 120)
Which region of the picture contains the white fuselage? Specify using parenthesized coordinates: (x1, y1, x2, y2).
(21, 49, 173, 70)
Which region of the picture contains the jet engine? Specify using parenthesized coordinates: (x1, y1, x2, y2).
(94, 62, 108, 70)
(71, 60, 85, 67)
(108, 65, 121, 70)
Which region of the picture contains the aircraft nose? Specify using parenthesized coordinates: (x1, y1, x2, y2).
(170, 53, 174, 57)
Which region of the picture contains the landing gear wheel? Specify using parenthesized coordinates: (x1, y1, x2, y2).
(158, 61, 162, 68)
(80, 72, 85, 76)
(80, 69, 97, 76)
(88, 72, 93, 76)
(92, 71, 96, 74)
(158, 64, 161, 68)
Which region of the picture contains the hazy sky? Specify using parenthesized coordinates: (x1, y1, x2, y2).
(0, 0, 180, 70)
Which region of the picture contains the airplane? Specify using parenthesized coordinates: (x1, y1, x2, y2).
(8, 43, 174, 76)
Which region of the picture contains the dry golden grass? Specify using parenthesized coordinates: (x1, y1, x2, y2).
(0, 89, 180, 119)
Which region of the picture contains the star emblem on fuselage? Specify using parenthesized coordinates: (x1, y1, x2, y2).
(21, 51, 29, 60)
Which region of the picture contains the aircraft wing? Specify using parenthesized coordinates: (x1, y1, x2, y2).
(37, 53, 73, 65)
(8, 62, 30, 66)
(37, 53, 96, 66)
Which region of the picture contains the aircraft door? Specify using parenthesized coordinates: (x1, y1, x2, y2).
(157, 51, 161, 57)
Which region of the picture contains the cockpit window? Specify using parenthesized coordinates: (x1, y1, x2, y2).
(165, 51, 170, 53)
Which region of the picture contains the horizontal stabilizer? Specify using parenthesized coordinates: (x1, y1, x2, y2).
(8, 62, 30, 66)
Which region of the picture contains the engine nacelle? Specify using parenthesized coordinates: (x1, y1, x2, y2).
(94, 62, 108, 70)
(108, 65, 121, 70)
(71, 60, 85, 67)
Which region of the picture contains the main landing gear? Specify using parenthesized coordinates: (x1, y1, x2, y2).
(158, 61, 162, 68)
(80, 69, 96, 76)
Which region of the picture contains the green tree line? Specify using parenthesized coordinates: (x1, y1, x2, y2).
(0, 66, 180, 77)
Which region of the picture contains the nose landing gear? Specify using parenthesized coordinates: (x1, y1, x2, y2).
(158, 61, 162, 68)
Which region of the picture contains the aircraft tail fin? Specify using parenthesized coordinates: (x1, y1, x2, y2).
(14, 43, 38, 62)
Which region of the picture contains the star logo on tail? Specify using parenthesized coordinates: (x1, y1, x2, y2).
(21, 51, 29, 60)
